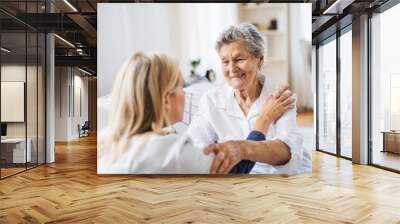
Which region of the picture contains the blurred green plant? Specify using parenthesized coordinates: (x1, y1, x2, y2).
(190, 59, 201, 77)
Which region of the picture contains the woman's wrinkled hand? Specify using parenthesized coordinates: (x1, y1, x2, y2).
(203, 141, 245, 174)
(261, 86, 295, 121)
(254, 86, 295, 133)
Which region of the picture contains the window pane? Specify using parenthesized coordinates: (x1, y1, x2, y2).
(27, 31, 38, 169)
(38, 32, 46, 165)
(1, 31, 27, 178)
(371, 3, 400, 171)
(318, 38, 337, 154)
(340, 30, 352, 158)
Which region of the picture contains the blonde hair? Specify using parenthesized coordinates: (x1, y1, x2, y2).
(104, 52, 181, 154)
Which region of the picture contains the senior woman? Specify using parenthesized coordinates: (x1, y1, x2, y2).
(187, 23, 308, 175)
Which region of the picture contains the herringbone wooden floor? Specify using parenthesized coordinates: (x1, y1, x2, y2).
(1, 134, 400, 223)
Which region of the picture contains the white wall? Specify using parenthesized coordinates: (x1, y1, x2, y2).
(98, 3, 180, 98)
(1, 65, 38, 137)
(1, 63, 46, 163)
(78, 75, 89, 123)
(72, 73, 89, 138)
(55, 67, 68, 141)
(55, 67, 89, 141)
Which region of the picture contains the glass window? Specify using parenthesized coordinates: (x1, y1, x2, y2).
(340, 29, 352, 158)
(371, 3, 400, 171)
(318, 37, 337, 154)
(38, 32, 46, 165)
(0, 2, 46, 179)
(1, 31, 28, 178)
(27, 30, 38, 169)
(26, 0, 45, 169)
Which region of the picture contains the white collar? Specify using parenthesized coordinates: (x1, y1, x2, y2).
(217, 75, 277, 120)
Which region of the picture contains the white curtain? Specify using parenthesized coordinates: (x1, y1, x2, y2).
(288, 4, 313, 111)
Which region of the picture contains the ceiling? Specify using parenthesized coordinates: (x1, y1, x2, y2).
(311, 0, 391, 43)
(0, 0, 395, 75)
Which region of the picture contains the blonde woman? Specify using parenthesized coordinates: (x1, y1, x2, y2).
(98, 52, 294, 174)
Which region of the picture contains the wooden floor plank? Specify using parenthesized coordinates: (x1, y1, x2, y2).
(0, 134, 400, 223)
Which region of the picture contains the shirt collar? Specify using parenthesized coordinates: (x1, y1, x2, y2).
(219, 75, 277, 120)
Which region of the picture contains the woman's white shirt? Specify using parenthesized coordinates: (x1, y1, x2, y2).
(186, 76, 307, 175)
(98, 133, 213, 174)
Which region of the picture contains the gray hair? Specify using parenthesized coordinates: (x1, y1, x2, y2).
(215, 23, 267, 58)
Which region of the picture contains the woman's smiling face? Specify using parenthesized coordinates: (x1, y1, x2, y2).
(219, 40, 263, 90)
